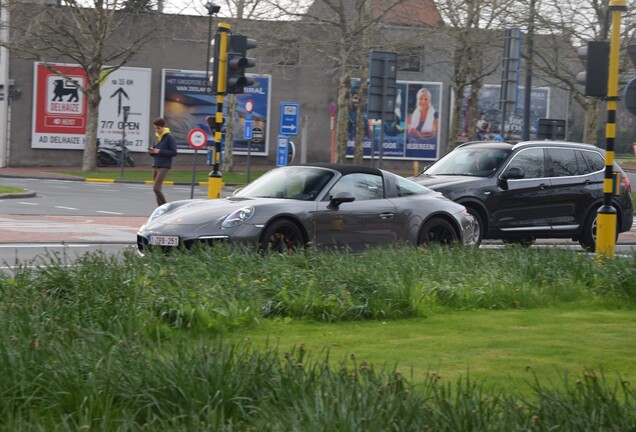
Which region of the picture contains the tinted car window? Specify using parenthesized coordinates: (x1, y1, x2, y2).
(395, 175, 429, 197)
(582, 150, 605, 172)
(549, 148, 582, 177)
(505, 148, 545, 179)
(328, 173, 384, 201)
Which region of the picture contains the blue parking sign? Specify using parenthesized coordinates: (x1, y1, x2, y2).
(243, 119, 253, 140)
(276, 135, 289, 166)
(279, 102, 300, 136)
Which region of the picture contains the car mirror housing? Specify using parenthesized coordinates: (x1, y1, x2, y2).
(328, 191, 355, 209)
(501, 167, 525, 180)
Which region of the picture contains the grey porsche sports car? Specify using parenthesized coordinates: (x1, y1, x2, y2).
(137, 164, 478, 254)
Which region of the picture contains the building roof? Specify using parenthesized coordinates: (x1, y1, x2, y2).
(306, 0, 444, 28)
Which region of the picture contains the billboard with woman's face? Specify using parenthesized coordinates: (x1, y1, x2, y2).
(346, 80, 442, 161)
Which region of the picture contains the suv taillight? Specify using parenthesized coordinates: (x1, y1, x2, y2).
(622, 175, 632, 193)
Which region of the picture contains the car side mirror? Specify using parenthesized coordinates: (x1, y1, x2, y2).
(328, 191, 355, 209)
(498, 166, 525, 190)
(501, 166, 525, 180)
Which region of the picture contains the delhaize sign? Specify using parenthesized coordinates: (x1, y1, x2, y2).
(32, 63, 88, 149)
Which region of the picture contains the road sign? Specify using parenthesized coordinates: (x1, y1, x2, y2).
(251, 127, 264, 143)
(245, 99, 254, 113)
(276, 135, 289, 166)
(244, 120, 253, 140)
(187, 128, 207, 150)
(279, 102, 300, 136)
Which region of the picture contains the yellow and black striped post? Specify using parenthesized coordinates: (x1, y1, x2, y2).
(208, 23, 230, 199)
(596, 0, 627, 259)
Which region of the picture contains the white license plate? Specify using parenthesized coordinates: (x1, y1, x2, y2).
(148, 235, 179, 246)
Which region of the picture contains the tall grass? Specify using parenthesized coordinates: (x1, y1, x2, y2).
(1, 246, 636, 429)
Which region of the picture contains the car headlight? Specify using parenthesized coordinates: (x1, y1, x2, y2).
(148, 203, 171, 222)
(222, 206, 255, 228)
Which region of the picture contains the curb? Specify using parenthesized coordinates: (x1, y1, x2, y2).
(0, 191, 36, 199)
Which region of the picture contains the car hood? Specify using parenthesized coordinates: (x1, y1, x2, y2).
(410, 174, 484, 189)
(150, 197, 304, 226)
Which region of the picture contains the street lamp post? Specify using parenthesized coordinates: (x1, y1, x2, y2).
(204, 2, 221, 190)
(522, 0, 536, 141)
(204, 2, 221, 109)
(119, 106, 130, 181)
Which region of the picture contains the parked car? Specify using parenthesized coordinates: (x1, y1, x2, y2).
(411, 140, 634, 250)
(137, 164, 478, 254)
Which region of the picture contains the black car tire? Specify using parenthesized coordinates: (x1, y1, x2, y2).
(578, 208, 617, 252)
(260, 219, 305, 253)
(417, 217, 458, 246)
(579, 210, 597, 252)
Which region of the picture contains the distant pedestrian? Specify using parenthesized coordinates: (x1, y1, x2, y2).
(148, 117, 177, 206)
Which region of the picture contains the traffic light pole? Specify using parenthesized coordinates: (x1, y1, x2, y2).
(596, 0, 626, 259)
(208, 23, 230, 199)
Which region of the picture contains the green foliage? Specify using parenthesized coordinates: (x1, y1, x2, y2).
(2, 246, 636, 429)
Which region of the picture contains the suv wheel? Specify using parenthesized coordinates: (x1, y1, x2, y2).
(466, 207, 484, 246)
(578, 208, 618, 252)
(579, 210, 597, 252)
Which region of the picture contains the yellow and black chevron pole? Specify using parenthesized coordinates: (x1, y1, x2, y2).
(208, 23, 230, 199)
(596, 0, 627, 259)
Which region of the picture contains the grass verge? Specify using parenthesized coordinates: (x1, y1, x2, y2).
(1, 245, 636, 429)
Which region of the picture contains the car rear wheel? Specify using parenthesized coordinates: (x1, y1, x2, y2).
(260, 219, 305, 253)
(578, 208, 619, 252)
(417, 217, 458, 246)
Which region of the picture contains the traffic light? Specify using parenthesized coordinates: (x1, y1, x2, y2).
(576, 40, 609, 97)
(226, 34, 257, 94)
(623, 45, 636, 116)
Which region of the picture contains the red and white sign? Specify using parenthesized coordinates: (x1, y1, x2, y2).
(245, 99, 254, 113)
(32, 63, 152, 151)
(32, 63, 87, 149)
(187, 128, 207, 149)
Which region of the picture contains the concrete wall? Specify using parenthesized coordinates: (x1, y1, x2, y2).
(4, 9, 573, 171)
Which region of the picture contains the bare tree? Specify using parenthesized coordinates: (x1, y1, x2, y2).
(262, 0, 416, 163)
(436, 0, 520, 150)
(524, 0, 636, 144)
(1, 0, 159, 171)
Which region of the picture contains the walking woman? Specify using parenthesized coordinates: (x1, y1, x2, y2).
(148, 117, 177, 206)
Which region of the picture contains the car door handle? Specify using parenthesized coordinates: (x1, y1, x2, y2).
(378, 213, 394, 220)
(538, 183, 548, 189)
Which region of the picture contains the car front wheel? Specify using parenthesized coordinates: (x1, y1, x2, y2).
(260, 219, 305, 253)
(466, 207, 484, 246)
(417, 217, 458, 246)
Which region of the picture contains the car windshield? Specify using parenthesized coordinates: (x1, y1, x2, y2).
(234, 167, 334, 201)
(423, 147, 511, 177)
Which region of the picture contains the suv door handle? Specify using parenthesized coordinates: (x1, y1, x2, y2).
(378, 213, 394, 220)
(538, 183, 548, 189)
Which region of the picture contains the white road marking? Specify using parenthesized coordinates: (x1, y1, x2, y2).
(54, 206, 78, 210)
(96, 210, 124, 215)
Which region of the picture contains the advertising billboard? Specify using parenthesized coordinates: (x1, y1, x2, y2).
(161, 69, 271, 155)
(32, 63, 152, 151)
(346, 80, 442, 161)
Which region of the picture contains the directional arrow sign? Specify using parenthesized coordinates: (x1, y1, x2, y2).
(279, 102, 300, 136)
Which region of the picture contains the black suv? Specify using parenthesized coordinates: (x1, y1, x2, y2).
(411, 141, 634, 250)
